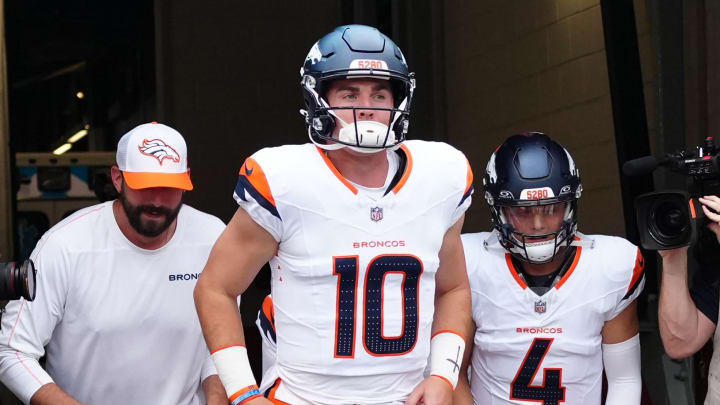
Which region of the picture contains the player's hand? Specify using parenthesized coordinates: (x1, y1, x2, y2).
(657, 245, 689, 272)
(405, 376, 453, 405)
(700, 195, 720, 242)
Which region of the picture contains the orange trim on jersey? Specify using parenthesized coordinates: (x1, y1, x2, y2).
(505, 254, 528, 290)
(430, 374, 454, 390)
(316, 147, 359, 194)
(432, 329, 465, 342)
(265, 379, 291, 404)
(210, 344, 245, 355)
(261, 295, 276, 333)
(627, 248, 645, 294)
(391, 144, 414, 194)
(240, 157, 277, 207)
(554, 246, 583, 290)
(380, 271, 407, 340)
(463, 157, 474, 195)
(689, 198, 697, 218)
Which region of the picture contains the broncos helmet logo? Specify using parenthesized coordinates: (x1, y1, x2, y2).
(138, 138, 181, 165)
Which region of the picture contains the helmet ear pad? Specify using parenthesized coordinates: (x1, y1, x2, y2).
(303, 89, 336, 142)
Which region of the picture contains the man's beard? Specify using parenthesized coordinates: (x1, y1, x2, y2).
(119, 186, 183, 238)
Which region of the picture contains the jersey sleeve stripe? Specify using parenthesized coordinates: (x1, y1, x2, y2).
(264, 378, 291, 404)
(258, 295, 277, 344)
(459, 158, 474, 206)
(459, 186, 474, 207)
(235, 176, 281, 219)
(238, 158, 276, 203)
(391, 144, 414, 194)
(464, 158, 474, 194)
(623, 248, 646, 300)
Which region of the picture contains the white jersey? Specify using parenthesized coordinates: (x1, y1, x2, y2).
(463, 232, 645, 405)
(234, 141, 473, 404)
(0, 201, 225, 404)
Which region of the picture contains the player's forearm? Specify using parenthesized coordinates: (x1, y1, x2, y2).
(432, 283, 472, 334)
(30, 383, 82, 405)
(203, 375, 230, 405)
(658, 258, 701, 357)
(194, 279, 246, 351)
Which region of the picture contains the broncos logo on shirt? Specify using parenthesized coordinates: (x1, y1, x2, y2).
(138, 138, 181, 165)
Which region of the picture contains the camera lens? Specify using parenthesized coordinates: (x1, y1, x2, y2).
(0, 260, 36, 301)
(648, 199, 691, 246)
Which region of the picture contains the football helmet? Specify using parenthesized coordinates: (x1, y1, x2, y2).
(483, 132, 583, 264)
(300, 24, 415, 153)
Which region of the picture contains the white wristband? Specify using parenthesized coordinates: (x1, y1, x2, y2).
(428, 330, 465, 389)
(211, 345, 261, 404)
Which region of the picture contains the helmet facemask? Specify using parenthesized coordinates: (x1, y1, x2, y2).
(492, 199, 578, 264)
(301, 71, 414, 153)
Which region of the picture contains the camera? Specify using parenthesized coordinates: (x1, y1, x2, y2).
(623, 137, 720, 251)
(0, 260, 36, 301)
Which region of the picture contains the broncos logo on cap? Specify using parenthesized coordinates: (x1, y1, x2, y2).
(138, 138, 181, 165)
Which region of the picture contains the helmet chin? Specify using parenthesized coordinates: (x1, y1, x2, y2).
(338, 122, 396, 152)
(515, 238, 557, 263)
(333, 111, 397, 152)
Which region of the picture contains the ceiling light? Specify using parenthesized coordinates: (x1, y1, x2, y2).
(53, 143, 72, 155)
(68, 129, 88, 143)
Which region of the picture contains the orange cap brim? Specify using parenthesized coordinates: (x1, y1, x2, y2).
(122, 171, 193, 191)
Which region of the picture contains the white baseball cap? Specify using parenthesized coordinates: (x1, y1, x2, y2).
(116, 122, 193, 190)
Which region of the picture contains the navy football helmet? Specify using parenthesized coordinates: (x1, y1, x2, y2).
(300, 25, 415, 153)
(483, 132, 583, 264)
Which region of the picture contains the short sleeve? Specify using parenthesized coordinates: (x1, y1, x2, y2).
(605, 248, 645, 321)
(450, 157, 474, 226)
(233, 156, 283, 242)
(691, 263, 720, 325)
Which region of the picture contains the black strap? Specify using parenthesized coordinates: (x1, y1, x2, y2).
(383, 148, 408, 196)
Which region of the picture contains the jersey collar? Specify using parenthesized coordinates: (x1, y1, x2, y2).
(315, 144, 414, 196)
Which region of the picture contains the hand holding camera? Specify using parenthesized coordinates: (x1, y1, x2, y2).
(699, 195, 720, 243)
(624, 137, 720, 256)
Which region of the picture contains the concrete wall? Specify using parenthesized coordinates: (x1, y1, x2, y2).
(443, 0, 656, 237)
(155, 0, 343, 223)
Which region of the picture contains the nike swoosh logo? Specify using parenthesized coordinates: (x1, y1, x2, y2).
(245, 163, 254, 175)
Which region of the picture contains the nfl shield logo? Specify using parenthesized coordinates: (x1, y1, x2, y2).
(534, 300, 546, 314)
(370, 206, 383, 222)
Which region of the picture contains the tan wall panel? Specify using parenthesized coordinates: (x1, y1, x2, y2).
(444, 0, 656, 236)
